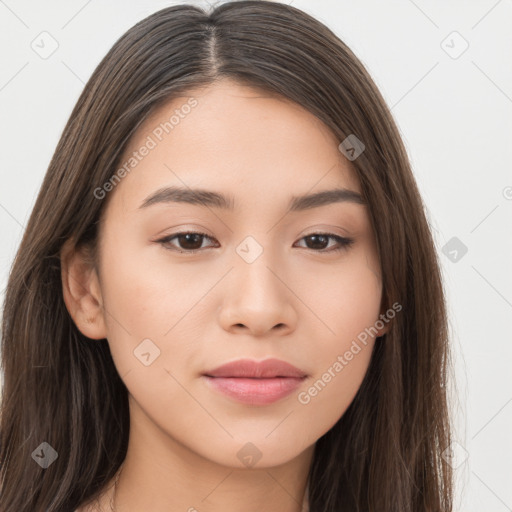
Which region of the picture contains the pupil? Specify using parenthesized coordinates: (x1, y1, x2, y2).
(307, 234, 327, 249)
(180, 233, 202, 250)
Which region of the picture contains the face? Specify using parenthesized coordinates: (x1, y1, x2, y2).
(79, 79, 386, 469)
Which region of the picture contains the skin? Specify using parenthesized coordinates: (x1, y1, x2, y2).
(62, 78, 388, 512)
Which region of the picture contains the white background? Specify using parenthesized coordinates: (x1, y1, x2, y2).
(0, 1, 511, 510)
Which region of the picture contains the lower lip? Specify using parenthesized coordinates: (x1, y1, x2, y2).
(203, 376, 305, 405)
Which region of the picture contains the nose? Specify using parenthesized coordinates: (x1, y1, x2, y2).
(217, 252, 298, 337)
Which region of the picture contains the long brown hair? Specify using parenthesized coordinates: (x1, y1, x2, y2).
(0, 2, 454, 510)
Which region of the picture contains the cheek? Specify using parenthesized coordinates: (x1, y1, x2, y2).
(293, 252, 381, 425)
(296, 294, 379, 435)
(296, 337, 375, 438)
(296, 247, 382, 342)
(98, 231, 194, 333)
(97, 236, 216, 378)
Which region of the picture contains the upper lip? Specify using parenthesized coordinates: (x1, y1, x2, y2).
(203, 358, 307, 379)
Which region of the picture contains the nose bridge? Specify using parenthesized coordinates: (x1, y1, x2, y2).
(218, 233, 296, 334)
(232, 234, 282, 305)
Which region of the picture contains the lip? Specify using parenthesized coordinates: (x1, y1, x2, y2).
(203, 358, 307, 379)
(202, 358, 308, 405)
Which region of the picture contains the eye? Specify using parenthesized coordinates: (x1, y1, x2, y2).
(293, 233, 354, 253)
(156, 231, 354, 254)
(156, 231, 218, 253)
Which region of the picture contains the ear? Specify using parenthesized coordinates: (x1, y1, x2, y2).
(375, 301, 391, 338)
(60, 238, 107, 340)
(376, 320, 390, 338)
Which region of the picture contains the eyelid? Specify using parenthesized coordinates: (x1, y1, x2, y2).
(298, 224, 353, 238)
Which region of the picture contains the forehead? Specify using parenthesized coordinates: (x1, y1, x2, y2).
(104, 79, 362, 216)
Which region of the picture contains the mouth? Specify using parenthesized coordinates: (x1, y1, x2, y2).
(202, 358, 308, 405)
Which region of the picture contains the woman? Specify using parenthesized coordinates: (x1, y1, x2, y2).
(0, 2, 454, 511)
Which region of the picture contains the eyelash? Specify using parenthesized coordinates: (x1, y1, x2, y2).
(156, 231, 354, 254)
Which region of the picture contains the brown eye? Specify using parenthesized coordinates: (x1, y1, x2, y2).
(176, 233, 205, 250)
(157, 232, 218, 253)
(294, 233, 354, 253)
(304, 234, 330, 250)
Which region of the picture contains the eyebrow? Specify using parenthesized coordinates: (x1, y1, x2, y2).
(138, 185, 365, 212)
